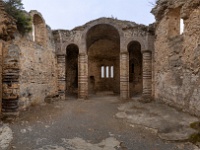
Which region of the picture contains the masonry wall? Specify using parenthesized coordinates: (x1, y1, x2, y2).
(53, 18, 154, 99)
(17, 26, 58, 110)
(1, 22, 58, 113)
(153, 1, 200, 116)
(88, 39, 120, 94)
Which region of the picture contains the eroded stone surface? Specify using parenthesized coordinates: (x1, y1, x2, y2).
(0, 124, 13, 150)
(9, 95, 196, 150)
(37, 137, 120, 150)
(152, 0, 200, 116)
(116, 99, 199, 141)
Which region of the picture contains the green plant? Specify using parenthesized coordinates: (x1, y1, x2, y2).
(3, 0, 32, 35)
(189, 122, 200, 144)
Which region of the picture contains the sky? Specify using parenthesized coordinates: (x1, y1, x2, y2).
(22, 0, 156, 30)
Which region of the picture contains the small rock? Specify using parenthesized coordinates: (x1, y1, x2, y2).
(20, 129, 27, 134)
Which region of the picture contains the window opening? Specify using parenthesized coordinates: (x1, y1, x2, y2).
(32, 24, 35, 41)
(106, 66, 109, 78)
(101, 66, 105, 78)
(180, 18, 184, 34)
(110, 66, 114, 78)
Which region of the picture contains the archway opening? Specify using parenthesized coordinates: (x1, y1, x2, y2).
(128, 41, 142, 97)
(86, 24, 120, 95)
(66, 44, 79, 97)
(32, 14, 46, 45)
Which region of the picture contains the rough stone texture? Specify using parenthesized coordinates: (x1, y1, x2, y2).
(0, 0, 17, 114)
(0, 41, 3, 113)
(37, 137, 120, 150)
(0, 10, 58, 115)
(0, 0, 17, 41)
(53, 18, 154, 99)
(0, 124, 13, 150)
(57, 54, 66, 99)
(9, 94, 197, 149)
(2, 42, 20, 115)
(17, 12, 58, 110)
(116, 98, 198, 141)
(152, 0, 200, 116)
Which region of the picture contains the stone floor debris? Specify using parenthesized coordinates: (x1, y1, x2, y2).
(0, 123, 13, 150)
(116, 97, 199, 141)
(0, 94, 199, 149)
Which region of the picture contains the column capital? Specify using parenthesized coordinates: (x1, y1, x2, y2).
(141, 50, 152, 54)
(57, 53, 66, 57)
(120, 52, 129, 55)
(79, 53, 87, 56)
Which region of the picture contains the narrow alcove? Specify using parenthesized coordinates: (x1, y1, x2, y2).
(128, 41, 142, 97)
(66, 44, 79, 97)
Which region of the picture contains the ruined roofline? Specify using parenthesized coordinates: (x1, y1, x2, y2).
(151, 0, 200, 21)
(53, 17, 154, 33)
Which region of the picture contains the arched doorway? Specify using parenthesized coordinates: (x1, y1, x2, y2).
(86, 24, 120, 95)
(128, 41, 142, 97)
(66, 44, 79, 97)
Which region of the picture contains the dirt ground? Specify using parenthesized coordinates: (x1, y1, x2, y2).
(9, 93, 197, 150)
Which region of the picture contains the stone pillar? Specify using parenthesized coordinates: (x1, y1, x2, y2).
(2, 43, 20, 118)
(78, 54, 88, 99)
(120, 52, 129, 100)
(57, 54, 66, 99)
(0, 41, 3, 113)
(141, 50, 152, 102)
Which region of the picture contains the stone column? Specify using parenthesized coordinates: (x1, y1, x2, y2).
(78, 54, 88, 99)
(2, 42, 20, 118)
(120, 52, 129, 100)
(57, 54, 66, 99)
(141, 50, 152, 102)
(0, 41, 2, 112)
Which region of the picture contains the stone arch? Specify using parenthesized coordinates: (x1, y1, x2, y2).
(61, 41, 80, 55)
(30, 11, 46, 46)
(86, 23, 121, 95)
(66, 44, 79, 97)
(128, 41, 143, 97)
(125, 38, 146, 52)
(82, 18, 124, 54)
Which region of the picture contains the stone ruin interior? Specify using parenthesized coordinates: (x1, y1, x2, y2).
(0, 0, 200, 119)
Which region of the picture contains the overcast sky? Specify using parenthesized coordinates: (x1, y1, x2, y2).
(22, 0, 156, 30)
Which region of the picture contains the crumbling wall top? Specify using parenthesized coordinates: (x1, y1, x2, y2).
(151, 0, 200, 21)
(0, 0, 17, 40)
(29, 10, 45, 21)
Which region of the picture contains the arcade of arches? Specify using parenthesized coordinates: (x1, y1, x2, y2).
(55, 21, 153, 101)
(0, 10, 154, 116)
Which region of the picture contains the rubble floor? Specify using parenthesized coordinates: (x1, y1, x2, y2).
(8, 92, 199, 150)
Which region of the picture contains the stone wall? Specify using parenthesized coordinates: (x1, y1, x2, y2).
(152, 0, 200, 116)
(2, 41, 20, 115)
(0, 0, 18, 116)
(0, 11, 58, 115)
(0, 1, 17, 41)
(18, 37, 58, 110)
(53, 18, 154, 99)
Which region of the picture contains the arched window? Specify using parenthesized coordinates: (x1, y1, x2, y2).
(32, 14, 46, 46)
